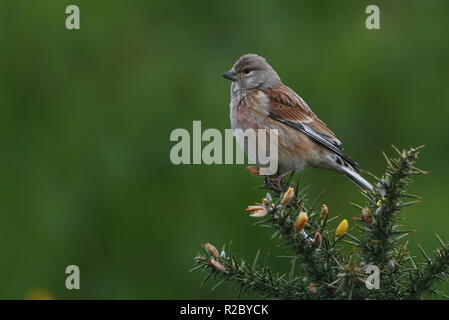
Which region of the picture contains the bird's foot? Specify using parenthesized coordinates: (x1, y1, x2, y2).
(264, 169, 294, 193)
(246, 166, 261, 177)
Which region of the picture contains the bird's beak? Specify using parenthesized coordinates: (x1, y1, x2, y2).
(222, 70, 239, 81)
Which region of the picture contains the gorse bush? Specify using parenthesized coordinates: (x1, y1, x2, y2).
(192, 146, 449, 300)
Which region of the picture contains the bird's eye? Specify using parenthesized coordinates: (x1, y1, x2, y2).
(243, 68, 251, 74)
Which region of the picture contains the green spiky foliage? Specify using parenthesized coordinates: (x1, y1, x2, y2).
(191, 146, 449, 300)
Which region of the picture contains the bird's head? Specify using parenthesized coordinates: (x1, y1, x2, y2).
(222, 54, 281, 90)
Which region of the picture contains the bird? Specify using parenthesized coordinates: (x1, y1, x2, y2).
(222, 53, 373, 192)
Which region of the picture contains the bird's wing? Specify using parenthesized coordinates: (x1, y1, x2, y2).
(263, 85, 360, 171)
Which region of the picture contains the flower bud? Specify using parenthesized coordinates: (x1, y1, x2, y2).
(265, 193, 272, 203)
(246, 205, 268, 218)
(307, 283, 317, 294)
(203, 242, 219, 258)
(313, 231, 322, 249)
(208, 258, 226, 272)
(280, 187, 294, 205)
(320, 204, 329, 219)
(295, 212, 308, 231)
(361, 207, 373, 224)
(336, 219, 348, 237)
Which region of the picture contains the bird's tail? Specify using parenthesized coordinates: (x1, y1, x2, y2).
(340, 166, 374, 192)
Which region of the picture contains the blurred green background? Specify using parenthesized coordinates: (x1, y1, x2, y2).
(0, 0, 448, 299)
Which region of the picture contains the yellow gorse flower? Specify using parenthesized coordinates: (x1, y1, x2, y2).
(320, 204, 329, 219)
(280, 187, 294, 205)
(295, 212, 308, 231)
(313, 231, 322, 249)
(336, 219, 349, 237)
(25, 288, 54, 300)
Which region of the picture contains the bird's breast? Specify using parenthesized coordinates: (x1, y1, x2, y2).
(229, 89, 269, 131)
(228, 88, 321, 173)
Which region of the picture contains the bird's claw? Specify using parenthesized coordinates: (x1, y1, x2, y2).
(264, 169, 294, 193)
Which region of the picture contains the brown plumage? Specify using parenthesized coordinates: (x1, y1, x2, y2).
(263, 86, 338, 141)
(222, 54, 373, 192)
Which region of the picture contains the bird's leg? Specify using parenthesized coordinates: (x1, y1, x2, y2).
(264, 169, 294, 193)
